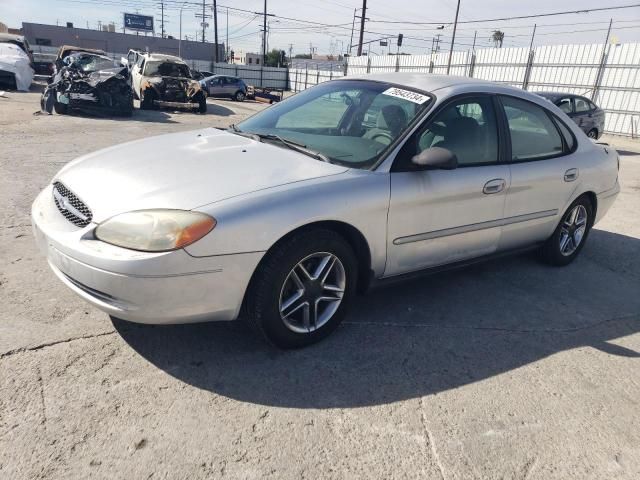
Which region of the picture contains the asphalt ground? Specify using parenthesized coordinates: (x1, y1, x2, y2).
(1, 86, 639, 479)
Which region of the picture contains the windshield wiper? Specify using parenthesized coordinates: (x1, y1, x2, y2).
(227, 124, 260, 141)
(254, 133, 331, 163)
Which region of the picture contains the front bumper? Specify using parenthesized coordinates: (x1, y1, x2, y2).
(154, 99, 199, 109)
(32, 185, 263, 324)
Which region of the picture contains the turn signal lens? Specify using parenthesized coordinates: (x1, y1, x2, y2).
(95, 209, 216, 252)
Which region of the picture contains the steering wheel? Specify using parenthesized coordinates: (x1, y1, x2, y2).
(370, 132, 394, 145)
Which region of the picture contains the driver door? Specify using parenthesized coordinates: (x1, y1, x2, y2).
(385, 95, 510, 276)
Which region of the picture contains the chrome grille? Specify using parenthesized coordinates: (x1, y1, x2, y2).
(52, 182, 93, 228)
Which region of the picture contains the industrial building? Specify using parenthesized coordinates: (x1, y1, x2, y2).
(20, 22, 224, 62)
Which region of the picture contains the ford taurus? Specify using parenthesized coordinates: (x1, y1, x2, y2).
(32, 73, 620, 348)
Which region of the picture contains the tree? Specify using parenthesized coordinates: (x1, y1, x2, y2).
(294, 53, 312, 59)
(491, 30, 505, 48)
(265, 49, 287, 67)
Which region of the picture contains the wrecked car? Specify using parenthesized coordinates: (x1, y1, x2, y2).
(52, 45, 107, 77)
(129, 52, 206, 113)
(41, 51, 133, 116)
(0, 42, 34, 91)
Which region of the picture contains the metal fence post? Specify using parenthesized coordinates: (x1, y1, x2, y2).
(522, 50, 535, 90)
(343, 59, 348, 77)
(367, 57, 371, 73)
(317, 70, 320, 84)
(294, 69, 299, 92)
(285, 65, 290, 91)
(330, 69, 333, 80)
(429, 60, 434, 74)
(305, 64, 308, 90)
(468, 52, 476, 77)
(395, 55, 400, 72)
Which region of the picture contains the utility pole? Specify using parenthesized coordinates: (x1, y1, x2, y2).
(201, 0, 206, 42)
(357, 0, 367, 56)
(349, 8, 356, 55)
(528, 24, 537, 51)
(213, 0, 219, 62)
(160, 1, 165, 38)
(432, 34, 442, 54)
(446, 0, 461, 74)
(262, 0, 267, 64)
(592, 18, 613, 101)
(472, 30, 477, 51)
(226, 8, 229, 61)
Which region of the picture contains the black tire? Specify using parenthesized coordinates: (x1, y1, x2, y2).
(140, 89, 156, 110)
(587, 128, 598, 139)
(197, 94, 207, 114)
(245, 229, 357, 349)
(539, 195, 593, 266)
(234, 90, 246, 102)
(53, 101, 68, 115)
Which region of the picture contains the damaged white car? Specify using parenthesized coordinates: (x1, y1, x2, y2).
(0, 42, 34, 91)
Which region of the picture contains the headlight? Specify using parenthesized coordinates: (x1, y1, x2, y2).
(95, 209, 216, 252)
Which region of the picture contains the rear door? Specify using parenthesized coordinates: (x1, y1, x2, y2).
(386, 95, 510, 275)
(498, 95, 580, 250)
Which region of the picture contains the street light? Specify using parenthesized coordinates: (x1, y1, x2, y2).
(179, 1, 188, 58)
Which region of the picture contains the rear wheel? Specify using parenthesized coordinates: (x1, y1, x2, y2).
(234, 90, 246, 102)
(540, 196, 593, 266)
(587, 128, 598, 139)
(245, 229, 357, 349)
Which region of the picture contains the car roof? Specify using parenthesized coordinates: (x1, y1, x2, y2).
(143, 53, 186, 63)
(345, 72, 509, 93)
(0, 33, 26, 42)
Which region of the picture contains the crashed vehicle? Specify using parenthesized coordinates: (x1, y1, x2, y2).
(0, 42, 34, 91)
(52, 45, 107, 77)
(41, 51, 133, 116)
(129, 52, 206, 113)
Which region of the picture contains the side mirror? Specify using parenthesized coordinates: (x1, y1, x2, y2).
(412, 147, 458, 170)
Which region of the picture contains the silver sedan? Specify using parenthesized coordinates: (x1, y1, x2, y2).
(32, 73, 620, 348)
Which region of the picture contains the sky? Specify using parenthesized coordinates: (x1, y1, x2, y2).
(2, 0, 640, 56)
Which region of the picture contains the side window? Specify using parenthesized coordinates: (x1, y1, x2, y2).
(554, 117, 576, 151)
(557, 97, 573, 114)
(588, 101, 598, 111)
(414, 96, 499, 166)
(501, 96, 564, 161)
(575, 97, 590, 113)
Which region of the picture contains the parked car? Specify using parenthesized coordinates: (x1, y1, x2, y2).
(200, 74, 247, 101)
(191, 70, 214, 80)
(535, 92, 605, 139)
(128, 51, 206, 113)
(0, 42, 34, 91)
(32, 74, 620, 348)
(40, 51, 133, 116)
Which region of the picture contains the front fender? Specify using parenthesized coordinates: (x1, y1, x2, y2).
(185, 170, 390, 277)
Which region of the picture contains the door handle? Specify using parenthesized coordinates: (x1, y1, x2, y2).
(564, 168, 579, 182)
(483, 178, 506, 194)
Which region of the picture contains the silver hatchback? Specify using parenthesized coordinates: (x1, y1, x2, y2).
(32, 73, 620, 348)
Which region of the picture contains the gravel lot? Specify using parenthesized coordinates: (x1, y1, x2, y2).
(1, 86, 639, 479)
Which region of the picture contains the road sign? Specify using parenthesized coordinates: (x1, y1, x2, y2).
(124, 13, 154, 32)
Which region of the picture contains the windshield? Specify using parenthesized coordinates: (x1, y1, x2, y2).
(235, 79, 432, 169)
(144, 61, 192, 78)
(67, 54, 116, 73)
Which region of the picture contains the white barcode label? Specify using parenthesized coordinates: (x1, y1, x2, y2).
(381, 87, 429, 104)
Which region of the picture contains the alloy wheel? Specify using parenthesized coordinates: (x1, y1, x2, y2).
(279, 252, 346, 333)
(559, 204, 588, 256)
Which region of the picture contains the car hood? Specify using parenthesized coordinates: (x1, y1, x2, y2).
(54, 128, 348, 222)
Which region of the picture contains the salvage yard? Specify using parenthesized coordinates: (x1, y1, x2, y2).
(1, 85, 640, 479)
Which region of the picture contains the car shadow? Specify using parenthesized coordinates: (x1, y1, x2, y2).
(616, 149, 640, 157)
(114, 229, 640, 408)
(203, 101, 235, 116)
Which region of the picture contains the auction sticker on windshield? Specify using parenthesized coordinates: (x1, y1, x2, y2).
(382, 87, 429, 104)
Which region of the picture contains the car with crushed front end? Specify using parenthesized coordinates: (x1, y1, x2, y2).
(129, 51, 207, 113)
(40, 51, 133, 116)
(32, 73, 620, 348)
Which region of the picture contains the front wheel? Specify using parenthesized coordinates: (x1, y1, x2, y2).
(540, 196, 593, 266)
(197, 94, 207, 114)
(245, 229, 357, 349)
(587, 128, 598, 139)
